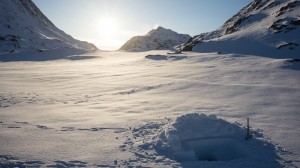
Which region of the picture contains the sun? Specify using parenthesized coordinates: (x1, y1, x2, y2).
(98, 17, 119, 38)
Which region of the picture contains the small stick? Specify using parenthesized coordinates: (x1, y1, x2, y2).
(245, 117, 252, 140)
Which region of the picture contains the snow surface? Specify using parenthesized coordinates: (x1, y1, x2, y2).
(1, 0, 300, 167)
(1, 50, 300, 167)
(127, 113, 285, 167)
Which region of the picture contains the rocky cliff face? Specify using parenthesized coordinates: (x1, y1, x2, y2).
(0, 0, 98, 54)
(120, 26, 191, 51)
(182, 0, 300, 58)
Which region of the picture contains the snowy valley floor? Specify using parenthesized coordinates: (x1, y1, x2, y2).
(0, 51, 300, 167)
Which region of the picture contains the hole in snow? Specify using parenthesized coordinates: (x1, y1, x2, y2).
(175, 138, 248, 162)
(129, 113, 285, 167)
(192, 138, 246, 161)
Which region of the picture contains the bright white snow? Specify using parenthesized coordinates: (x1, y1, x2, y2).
(126, 113, 285, 167)
(0, 50, 300, 167)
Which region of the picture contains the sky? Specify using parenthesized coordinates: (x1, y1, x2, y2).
(32, 0, 253, 50)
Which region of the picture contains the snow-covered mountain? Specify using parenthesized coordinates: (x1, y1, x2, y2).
(181, 0, 300, 58)
(120, 26, 191, 51)
(0, 0, 98, 55)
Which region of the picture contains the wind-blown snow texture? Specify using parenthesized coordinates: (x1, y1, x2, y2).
(120, 26, 191, 51)
(1, 0, 300, 167)
(0, 51, 300, 167)
(182, 0, 300, 58)
(0, 0, 98, 60)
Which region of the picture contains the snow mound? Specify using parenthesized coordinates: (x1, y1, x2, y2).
(124, 113, 286, 167)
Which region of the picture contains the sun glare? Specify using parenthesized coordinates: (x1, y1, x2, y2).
(98, 17, 119, 38)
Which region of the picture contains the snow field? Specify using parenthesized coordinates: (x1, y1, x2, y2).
(0, 50, 300, 167)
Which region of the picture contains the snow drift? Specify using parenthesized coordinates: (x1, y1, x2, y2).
(125, 113, 285, 168)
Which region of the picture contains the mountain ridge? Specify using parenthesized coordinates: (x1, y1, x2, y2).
(0, 0, 98, 56)
(120, 26, 191, 51)
(181, 0, 300, 58)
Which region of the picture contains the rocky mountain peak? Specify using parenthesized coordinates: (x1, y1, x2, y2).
(0, 0, 97, 54)
(181, 0, 300, 58)
(120, 27, 191, 51)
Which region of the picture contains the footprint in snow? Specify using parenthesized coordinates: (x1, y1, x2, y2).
(60, 127, 76, 131)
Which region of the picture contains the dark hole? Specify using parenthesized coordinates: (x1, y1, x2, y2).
(197, 153, 218, 161)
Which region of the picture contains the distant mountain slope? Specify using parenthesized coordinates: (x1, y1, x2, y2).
(120, 26, 191, 51)
(181, 0, 300, 58)
(0, 0, 98, 55)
